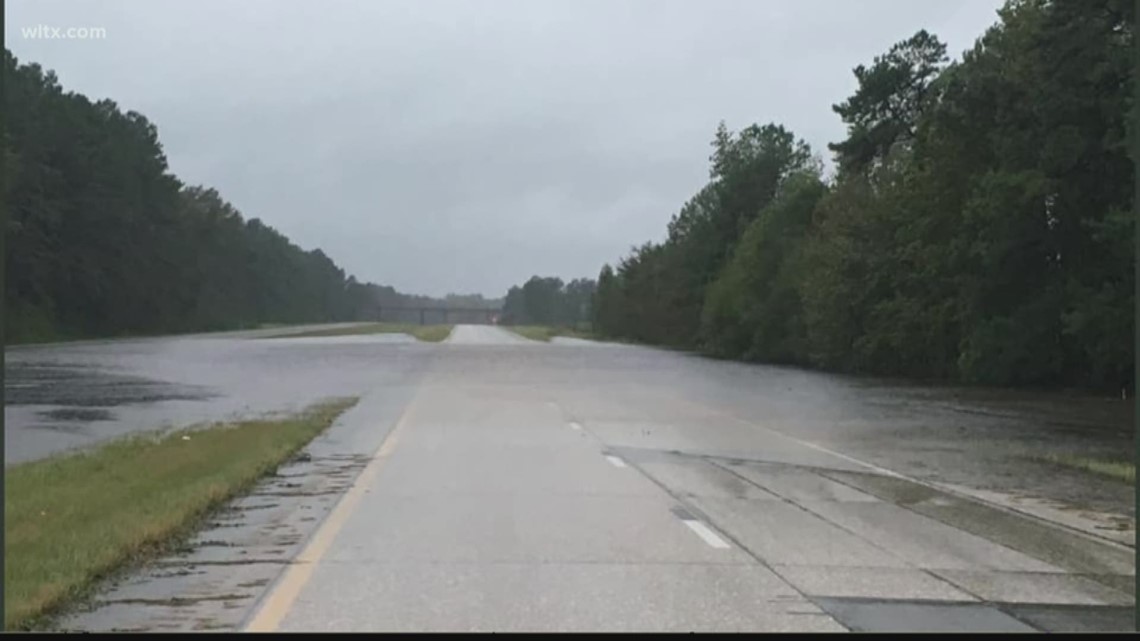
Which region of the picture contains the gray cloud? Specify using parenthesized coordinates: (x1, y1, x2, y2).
(6, 0, 1004, 297)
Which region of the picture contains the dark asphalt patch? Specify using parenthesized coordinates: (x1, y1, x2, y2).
(1000, 603, 1135, 632)
(820, 469, 1135, 578)
(813, 597, 1135, 633)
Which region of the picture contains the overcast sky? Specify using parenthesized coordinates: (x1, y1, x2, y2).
(7, 0, 1004, 298)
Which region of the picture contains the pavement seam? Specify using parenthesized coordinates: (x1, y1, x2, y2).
(544, 409, 841, 623)
(814, 469, 1136, 583)
(679, 395, 1134, 552)
(708, 459, 1134, 614)
(612, 454, 851, 630)
(917, 482, 1135, 552)
(704, 458, 987, 604)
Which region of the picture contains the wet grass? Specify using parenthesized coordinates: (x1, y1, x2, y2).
(272, 322, 453, 342)
(410, 324, 456, 342)
(1036, 453, 1135, 484)
(504, 325, 599, 342)
(2, 397, 359, 631)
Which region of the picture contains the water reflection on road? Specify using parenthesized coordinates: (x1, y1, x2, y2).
(4, 331, 427, 465)
(4, 326, 1133, 525)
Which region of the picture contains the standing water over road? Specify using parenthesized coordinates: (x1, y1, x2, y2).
(6, 324, 1131, 523)
(6, 325, 1133, 632)
(4, 328, 428, 465)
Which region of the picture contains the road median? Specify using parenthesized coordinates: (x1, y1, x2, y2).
(266, 323, 453, 342)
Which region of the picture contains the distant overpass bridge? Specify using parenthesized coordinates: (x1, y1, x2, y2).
(375, 305, 499, 325)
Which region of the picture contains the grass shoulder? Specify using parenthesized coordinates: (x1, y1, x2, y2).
(5, 322, 309, 348)
(1034, 453, 1135, 484)
(3, 397, 359, 630)
(503, 325, 646, 345)
(502, 325, 602, 342)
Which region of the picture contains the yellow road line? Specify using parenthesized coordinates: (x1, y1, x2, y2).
(243, 384, 428, 632)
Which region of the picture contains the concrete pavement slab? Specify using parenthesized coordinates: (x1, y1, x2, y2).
(801, 501, 1064, 572)
(689, 496, 911, 568)
(633, 458, 781, 500)
(723, 461, 882, 503)
(279, 562, 845, 632)
(319, 492, 752, 565)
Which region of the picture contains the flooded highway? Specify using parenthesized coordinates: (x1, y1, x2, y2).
(5, 324, 1134, 632)
(4, 326, 427, 465)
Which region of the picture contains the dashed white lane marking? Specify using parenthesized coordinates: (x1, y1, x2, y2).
(568, 421, 582, 431)
(683, 519, 731, 549)
(604, 455, 627, 468)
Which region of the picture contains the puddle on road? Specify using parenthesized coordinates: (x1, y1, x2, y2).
(49, 449, 372, 633)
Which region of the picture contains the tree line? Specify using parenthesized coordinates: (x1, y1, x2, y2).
(2, 50, 473, 343)
(593, 0, 1133, 391)
(501, 276, 596, 327)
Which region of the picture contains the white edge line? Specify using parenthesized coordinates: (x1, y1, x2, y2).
(683, 519, 731, 549)
(604, 454, 627, 468)
(568, 421, 582, 431)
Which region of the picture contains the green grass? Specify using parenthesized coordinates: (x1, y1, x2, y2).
(5, 305, 76, 345)
(503, 325, 600, 342)
(3, 397, 359, 630)
(410, 324, 456, 342)
(1036, 453, 1135, 484)
(270, 322, 454, 342)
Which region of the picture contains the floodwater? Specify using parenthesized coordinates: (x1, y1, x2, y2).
(5, 324, 1133, 632)
(4, 326, 1132, 521)
(4, 328, 428, 465)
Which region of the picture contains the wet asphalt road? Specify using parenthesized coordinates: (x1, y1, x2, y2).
(8, 324, 1135, 632)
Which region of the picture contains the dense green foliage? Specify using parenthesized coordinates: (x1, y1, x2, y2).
(2, 51, 470, 343)
(501, 276, 596, 327)
(594, 0, 1134, 391)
